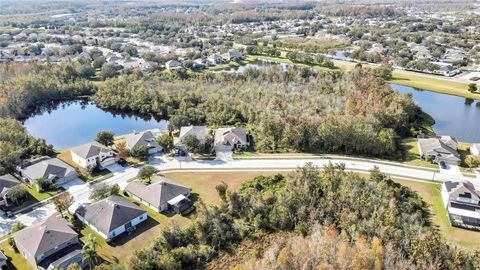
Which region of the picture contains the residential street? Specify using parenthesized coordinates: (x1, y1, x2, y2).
(0, 156, 467, 237)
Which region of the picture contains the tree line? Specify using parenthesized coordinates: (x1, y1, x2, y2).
(94, 66, 424, 159)
(112, 164, 480, 270)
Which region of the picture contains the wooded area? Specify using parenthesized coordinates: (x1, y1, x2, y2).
(94, 66, 424, 158)
(122, 164, 480, 270)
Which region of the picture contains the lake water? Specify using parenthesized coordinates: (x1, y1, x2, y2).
(231, 60, 480, 142)
(24, 100, 168, 149)
(23, 62, 480, 148)
(391, 84, 480, 143)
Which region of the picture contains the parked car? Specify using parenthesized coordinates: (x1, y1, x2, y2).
(3, 211, 14, 218)
(118, 158, 128, 167)
(440, 161, 447, 169)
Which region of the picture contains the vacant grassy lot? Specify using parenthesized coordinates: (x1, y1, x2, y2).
(164, 171, 279, 206)
(393, 179, 480, 250)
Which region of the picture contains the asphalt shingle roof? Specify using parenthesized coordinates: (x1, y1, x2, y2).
(13, 215, 78, 258)
(125, 131, 160, 150)
(76, 195, 145, 235)
(70, 141, 112, 159)
(125, 176, 190, 209)
(0, 174, 20, 194)
(19, 156, 75, 180)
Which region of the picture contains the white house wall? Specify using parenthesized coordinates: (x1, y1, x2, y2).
(441, 184, 450, 208)
(107, 213, 147, 239)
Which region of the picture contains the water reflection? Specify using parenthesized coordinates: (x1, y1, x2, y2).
(24, 100, 168, 149)
(391, 84, 480, 143)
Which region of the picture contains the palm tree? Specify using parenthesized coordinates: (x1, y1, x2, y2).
(82, 234, 99, 269)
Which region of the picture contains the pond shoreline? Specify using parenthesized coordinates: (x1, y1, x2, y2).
(23, 99, 168, 149)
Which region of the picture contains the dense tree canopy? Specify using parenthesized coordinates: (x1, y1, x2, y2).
(123, 164, 480, 270)
(0, 62, 95, 118)
(94, 67, 424, 158)
(0, 118, 54, 174)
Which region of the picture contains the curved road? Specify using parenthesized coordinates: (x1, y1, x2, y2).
(0, 156, 468, 237)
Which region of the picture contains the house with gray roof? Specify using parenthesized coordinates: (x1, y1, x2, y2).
(165, 59, 183, 70)
(75, 195, 147, 240)
(417, 136, 460, 165)
(208, 54, 223, 65)
(18, 156, 77, 187)
(441, 180, 480, 230)
(223, 50, 243, 61)
(214, 127, 250, 151)
(178, 126, 208, 147)
(13, 214, 82, 270)
(0, 174, 21, 207)
(125, 176, 191, 213)
(125, 131, 162, 155)
(70, 141, 116, 169)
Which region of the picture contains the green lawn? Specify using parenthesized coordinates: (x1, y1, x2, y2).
(4, 184, 59, 213)
(0, 241, 34, 270)
(389, 70, 475, 99)
(400, 138, 439, 169)
(78, 197, 191, 265)
(23, 184, 59, 201)
(393, 179, 480, 250)
(57, 149, 112, 181)
(164, 171, 278, 206)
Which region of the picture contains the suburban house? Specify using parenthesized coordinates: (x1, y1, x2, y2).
(13, 214, 83, 270)
(417, 136, 460, 165)
(125, 131, 162, 155)
(0, 174, 20, 207)
(70, 141, 116, 169)
(441, 180, 480, 230)
(18, 156, 77, 186)
(430, 61, 460, 77)
(178, 125, 208, 147)
(224, 50, 244, 61)
(165, 59, 183, 70)
(214, 127, 250, 151)
(208, 54, 224, 65)
(470, 143, 480, 156)
(125, 176, 191, 213)
(75, 195, 147, 240)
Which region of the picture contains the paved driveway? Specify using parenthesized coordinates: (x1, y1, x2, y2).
(439, 164, 462, 176)
(215, 150, 233, 162)
(0, 204, 57, 236)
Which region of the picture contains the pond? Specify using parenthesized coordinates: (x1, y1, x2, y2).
(229, 60, 480, 142)
(23, 100, 168, 149)
(391, 84, 480, 143)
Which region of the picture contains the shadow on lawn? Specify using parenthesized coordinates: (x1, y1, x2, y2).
(401, 140, 419, 163)
(108, 216, 159, 247)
